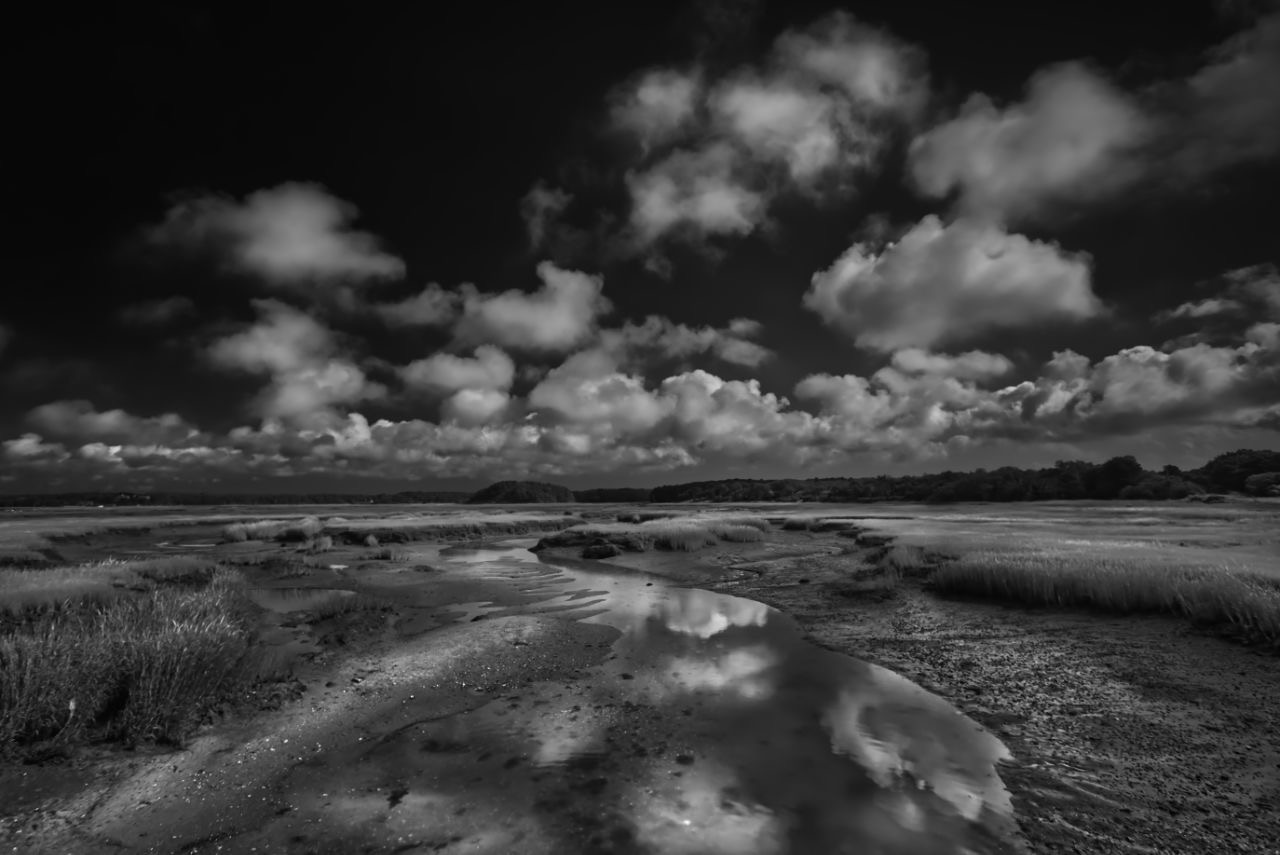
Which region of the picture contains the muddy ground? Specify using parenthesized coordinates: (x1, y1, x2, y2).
(573, 531, 1280, 855)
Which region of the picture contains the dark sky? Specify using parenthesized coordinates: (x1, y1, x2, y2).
(3, 1, 1278, 492)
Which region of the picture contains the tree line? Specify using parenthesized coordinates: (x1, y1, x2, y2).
(1, 449, 1276, 507)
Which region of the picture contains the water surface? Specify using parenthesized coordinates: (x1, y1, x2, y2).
(428, 544, 1017, 853)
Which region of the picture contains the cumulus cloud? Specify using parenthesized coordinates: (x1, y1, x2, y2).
(453, 262, 612, 352)
(25, 400, 204, 447)
(4, 315, 1274, 488)
(611, 69, 702, 149)
(117, 296, 197, 327)
(805, 215, 1100, 352)
(889, 348, 1014, 380)
(908, 12, 1280, 221)
(711, 78, 855, 182)
(208, 299, 384, 421)
(3, 433, 69, 464)
(1007, 338, 1280, 434)
(148, 182, 404, 286)
(626, 143, 767, 247)
(400, 345, 515, 394)
(1157, 262, 1280, 324)
(1169, 10, 1280, 177)
(772, 11, 928, 116)
(610, 12, 927, 255)
(909, 63, 1149, 224)
(440, 388, 511, 426)
(599, 314, 773, 368)
(372, 283, 460, 328)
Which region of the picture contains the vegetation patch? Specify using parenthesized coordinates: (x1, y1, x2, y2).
(930, 550, 1280, 645)
(0, 568, 253, 755)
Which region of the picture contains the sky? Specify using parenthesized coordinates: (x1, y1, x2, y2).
(3, 1, 1279, 493)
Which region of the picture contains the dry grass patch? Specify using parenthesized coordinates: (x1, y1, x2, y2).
(0, 568, 252, 753)
(930, 548, 1280, 644)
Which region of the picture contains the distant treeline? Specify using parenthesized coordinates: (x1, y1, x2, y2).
(2, 450, 1277, 508)
(649, 449, 1280, 504)
(0, 490, 472, 508)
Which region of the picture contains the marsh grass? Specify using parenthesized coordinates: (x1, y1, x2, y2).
(0, 568, 252, 753)
(223, 516, 324, 543)
(329, 514, 586, 544)
(562, 515, 770, 552)
(930, 549, 1280, 644)
(708, 523, 766, 543)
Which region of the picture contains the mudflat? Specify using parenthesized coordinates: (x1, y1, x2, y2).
(2, 501, 1277, 853)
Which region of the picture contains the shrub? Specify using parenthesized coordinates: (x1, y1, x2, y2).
(1244, 472, 1280, 497)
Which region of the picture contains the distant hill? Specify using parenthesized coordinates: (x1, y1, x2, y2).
(466, 481, 575, 504)
(573, 487, 653, 503)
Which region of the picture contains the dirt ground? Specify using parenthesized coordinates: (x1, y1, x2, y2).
(665, 533, 1280, 855)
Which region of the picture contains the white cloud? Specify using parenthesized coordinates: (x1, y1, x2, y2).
(372, 283, 460, 328)
(712, 79, 850, 182)
(117, 296, 197, 327)
(454, 262, 612, 352)
(441, 388, 511, 426)
(805, 215, 1100, 352)
(529, 349, 671, 437)
(1172, 11, 1280, 176)
(773, 11, 928, 115)
(208, 299, 384, 421)
(26, 400, 203, 446)
(599, 315, 773, 368)
(400, 345, 515, 394)
(3, 433, 69, 463)
(149, 182, 404, 285)
(889, 348, 1014, 380)
(1158, 263, 1280, 325)
(4, 318, 1275, 485)
(909, 63, 1149, 223)
(611, 69, 701, 149)
(613, 13, 928, 255)
(627, 143, 766, 246)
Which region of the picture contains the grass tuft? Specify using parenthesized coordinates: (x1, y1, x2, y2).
(929, 550, 1280, 644)
(0, 568, 252, 753)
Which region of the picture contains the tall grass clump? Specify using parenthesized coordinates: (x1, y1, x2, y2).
(0, 568, 252, 754)
(222, 516, 324, 543)
(617, 511, 679, 524)
(709, 523, 766, 543)
(930, 551, 1280, 644)
(648, 524, 718, 552)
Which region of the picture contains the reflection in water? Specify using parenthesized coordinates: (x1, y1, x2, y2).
(437, 546, 1016, 853)
(247, 587, 355, 613)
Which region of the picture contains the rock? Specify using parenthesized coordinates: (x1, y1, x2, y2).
(582, 543, 622, 559)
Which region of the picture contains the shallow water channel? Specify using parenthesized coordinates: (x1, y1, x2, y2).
(423, 544, 1018, 853)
